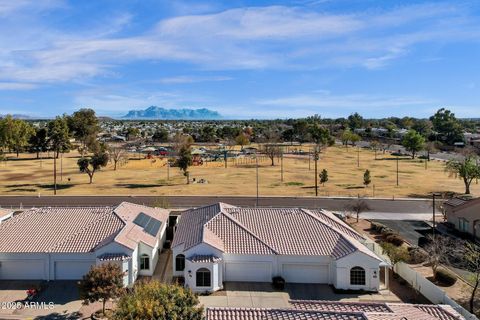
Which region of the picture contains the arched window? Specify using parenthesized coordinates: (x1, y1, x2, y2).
(140, 254, 150, 270)
(350, 266, 365, 285)
(175, 254, 185, 271)
(196, 268, 211, 287)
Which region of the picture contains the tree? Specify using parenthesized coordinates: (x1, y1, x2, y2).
(402, 129, 425, 159)
(29, 127, 49, 159)
(459, 242, 480, 313)
(174, 134, 194, 184)
(430, 108, 464, 146)
(199, 125, 216, 142)
(68, 108, 100, 155)
(319, 169, 328, 186)
(125, 127, 140, 141)
(381, 242, 409, 270)
(445, 155, 480, 194)
(424, 236, 457, 279)
(425, 141, 439, 161)
(78, 263, 124, 316)
(9, 118, 34, 157)
(369, 140, 379, 155)
(341, 129, 360, 148)
(152, 128, 169, 142)
(263, 144, 281, 166)
(113, 281, 203, 320)
(109, 146, 128, 171)
(77, 152, 109, 184)
(348, 112, 363, 131)
(235, 133, 250, 149)
(363, 169, 371, 187)
(345, 199, 371, 223)
(309, 124, 334, 146)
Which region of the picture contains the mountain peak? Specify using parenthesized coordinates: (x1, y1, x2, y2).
(122, 106, 222, 120)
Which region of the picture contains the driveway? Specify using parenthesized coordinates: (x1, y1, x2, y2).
(199, 282, 400, 308)
(0, 281, 83, 319)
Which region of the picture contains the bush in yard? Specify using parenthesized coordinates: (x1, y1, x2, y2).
(408, 247, 428, 264)
(435, 267, 457, 286)
(370, 222, 385, 233)
(113, 281, 203, 320)
(78, 263, 124, 316)
(381, 242, 409, 268)
(385, 234, 404, 246)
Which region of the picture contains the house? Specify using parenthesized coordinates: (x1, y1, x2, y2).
(206, 300, 465, 320)
(444, 197, 480, 239)
(172, 203, 384, 293)
(0, 202, 169, 285)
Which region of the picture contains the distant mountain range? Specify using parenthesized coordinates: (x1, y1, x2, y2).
(122, 106, 222, 120)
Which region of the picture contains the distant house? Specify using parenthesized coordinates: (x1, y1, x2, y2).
(0, 202, 168, 285)
(172, 203, 385, 293)
(444, 197, 480, 239)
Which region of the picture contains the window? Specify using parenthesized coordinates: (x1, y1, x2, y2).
(175, 254, 185, 271)
(140, 254, 150, 270)
(350, 266, 366, 285)
(196, 268, 211, 287)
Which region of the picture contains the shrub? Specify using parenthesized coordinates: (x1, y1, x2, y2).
(408, 247, 428, 264)
(385, 234, 404, 246)
(370, 222, 385, 233)
(272, 276, 285, 290)
(435, 268, 457, 286)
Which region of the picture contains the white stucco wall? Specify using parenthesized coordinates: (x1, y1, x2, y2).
(334, 251, 381, 291)
(184, 259, 223, 292)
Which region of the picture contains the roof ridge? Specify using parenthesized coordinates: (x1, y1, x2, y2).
(308, 208, 364, 240)
(215, 209, 278, 254)
(47, 209, 123, 252)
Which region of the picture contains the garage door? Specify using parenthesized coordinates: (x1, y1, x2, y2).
(0, 260, 45, 280)
(282, 264, 329, 283)
(55, 261, 95, 280)
(225, 262, 272, 282)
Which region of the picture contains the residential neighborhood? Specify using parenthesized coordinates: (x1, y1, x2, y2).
(1, 0, 480, 319)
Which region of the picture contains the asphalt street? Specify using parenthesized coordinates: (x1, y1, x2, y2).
(0, 195, 435, 213)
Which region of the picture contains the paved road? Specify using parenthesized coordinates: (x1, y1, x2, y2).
(0, 195, 434, 213)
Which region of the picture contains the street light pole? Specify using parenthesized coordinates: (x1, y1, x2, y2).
(314, 146, 319, 197)
(280, 148, 284, 182)
(357, 146, 360, 168)
(256, 153, 259, 207)
(396, 155, 399, 186)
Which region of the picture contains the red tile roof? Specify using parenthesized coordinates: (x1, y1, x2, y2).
(206, 308, 366, 320)
(173, 203, 376, 260)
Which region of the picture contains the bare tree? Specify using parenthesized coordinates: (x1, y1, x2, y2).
(263, 144, 282, 166)
(109, 146, 128, 171)
(459, 241, 480, 313)
(345, 199, 371, 222)
(423, 236, 458, 279)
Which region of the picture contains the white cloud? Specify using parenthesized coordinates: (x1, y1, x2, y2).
(158, 75, 233, 84)
(0, 2, 479, 85)
(0, 82, 38, 90)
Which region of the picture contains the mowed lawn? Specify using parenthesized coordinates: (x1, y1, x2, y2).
(0, 145, 477, 198)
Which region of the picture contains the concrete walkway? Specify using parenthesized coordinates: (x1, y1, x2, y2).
(199, 282, 401, 308)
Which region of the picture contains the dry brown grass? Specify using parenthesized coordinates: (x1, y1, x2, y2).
(0, 145, 477, 197)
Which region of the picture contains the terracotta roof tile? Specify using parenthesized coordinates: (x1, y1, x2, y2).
(206, 308, 366, 320)
(187, 254, 222, 263)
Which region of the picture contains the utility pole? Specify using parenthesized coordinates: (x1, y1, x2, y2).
(396, 155, 399, 186)
(167, 160, 170, 180)
(280, 148, 284, 182)
(60, 152, 63, 181)
(224, 149, 228, 169)
(256, 153, 259, 207)
(357, 146, 360, 168)
(314, 146, 319, 197)
(53, 151, 57, 195)
(308, 148, 311, 171)
(432, 193, 440, 241)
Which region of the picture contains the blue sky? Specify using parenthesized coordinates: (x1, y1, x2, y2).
(0, 0, 479, 119)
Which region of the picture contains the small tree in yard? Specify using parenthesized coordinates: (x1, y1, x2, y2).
(445, 155, 480, 194)
(381, 242, 409, 273)
(345, 199, 371, 223)
(460, 242, 480, 313)
(423, 236, 457, 280)
(263, 144, 282, 166)
(79, 263, 124, 316)
(77, 152, 109, 183)
(319, 169, 328, 186)
(363, 169, 371, 187)
(114, 281, 203, 320)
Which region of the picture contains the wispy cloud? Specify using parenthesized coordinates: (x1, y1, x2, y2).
(0, 2, 479, 85)
(158, 75, 233, 84)
(0, 82, 38, 90)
